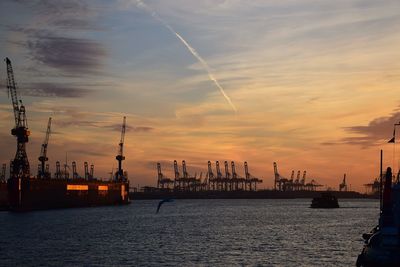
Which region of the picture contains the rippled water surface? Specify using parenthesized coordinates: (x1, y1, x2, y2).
(0, 199, 378, 266)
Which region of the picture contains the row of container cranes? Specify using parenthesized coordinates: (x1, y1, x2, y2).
(273, 162, 323, 191)
(362, 168, 400, 195)
(157, 160, 262, 192)
(155, 160, 343, 192)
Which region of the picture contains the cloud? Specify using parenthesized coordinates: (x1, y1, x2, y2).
(25, 0, 89, 15)
(0, 81, 93, 98)
(130, 126, 154, 132)
(68, 149, 107, 157)
(52, 18, 97, 30)
(27, 35, 106, 75)
(105, 123, 154, 133)
(21, 82, 91, 98)
(324, 108, 400, 147)
(53, 120, 100, 128)
(50, 114, 154, 133)
(4, 0, 98, 31)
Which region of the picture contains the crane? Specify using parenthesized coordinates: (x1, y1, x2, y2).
(115, 116, 126, 181)
(90, 164, 94, 180)
(84, 162, 89, 180)
(273, 162, 279, 190)
(339, 173, 348, 192)
(157, 163, 163, 188)
(5, 57, 30, 179)
(55, 161, 61, 179)
(38, 117, 52, 179)
(207, 161, 215, 190)
(244, 161, 262, 191)
(207, 161, 214, 179)
(182, 160, 189, 179)
(1, 164, 6, 182)
(216, 161, 222, 190)
(173, 160, 180, 189)
(72, 161, 78, 179)
(301, 171, 306, 185)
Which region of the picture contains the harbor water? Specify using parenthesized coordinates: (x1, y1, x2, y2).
(0, 199, 378, 266)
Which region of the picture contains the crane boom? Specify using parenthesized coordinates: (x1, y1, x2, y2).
(38, 117, 52, 178)
(5, 57, 20, 127)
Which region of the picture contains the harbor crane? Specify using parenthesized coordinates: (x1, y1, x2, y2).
(1, 164, 6, 182)
(207, 161, 215, 190)
(339, 173, 348, 192)
(72, 161, 79, 179)
(301, 171, 306, 186)
(173, 160, 180, 188)
(274, 162, 290, 190)
(244, 161, 262, 191)
(216, 161, 223, 190)
(115, 116, 126, 181)
(38, 117, 52, 179)
(5, 57, 30, 179)
(157, 162, 173, 189)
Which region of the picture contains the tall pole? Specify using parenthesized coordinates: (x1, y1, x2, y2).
(380, 149, 383, 212)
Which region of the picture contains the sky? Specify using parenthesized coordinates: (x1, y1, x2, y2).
(1, 0, 400, 191)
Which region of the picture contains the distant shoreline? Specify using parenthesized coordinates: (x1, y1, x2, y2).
(130, 190, 376, 200)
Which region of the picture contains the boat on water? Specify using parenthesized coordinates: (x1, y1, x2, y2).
(310, 192, 339, 208)
(356, 167, 400, 267)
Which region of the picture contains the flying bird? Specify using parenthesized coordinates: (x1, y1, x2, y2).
(156, 198, 174, 213)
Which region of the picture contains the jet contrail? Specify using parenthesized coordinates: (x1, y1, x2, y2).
(135, 0, 237, 112)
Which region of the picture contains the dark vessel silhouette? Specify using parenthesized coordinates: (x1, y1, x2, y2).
(310, 192, 339, 208)
(356, 167, 400, 267)
(0, 181, 7, 210)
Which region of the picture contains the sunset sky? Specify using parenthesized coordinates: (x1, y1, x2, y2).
(1, 0, 400, 191)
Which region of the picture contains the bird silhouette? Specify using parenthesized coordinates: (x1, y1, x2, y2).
(156, 198, 174, 213)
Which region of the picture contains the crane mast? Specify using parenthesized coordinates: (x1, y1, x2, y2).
(115, 116, 126, 181)
(38, 117, 52, 178)
(1, 164, 6, 182)
(207, 161, 214, 179)
(5, 57, 30, 179)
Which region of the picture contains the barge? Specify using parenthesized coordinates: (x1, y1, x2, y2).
(7, 178, 129, 211)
